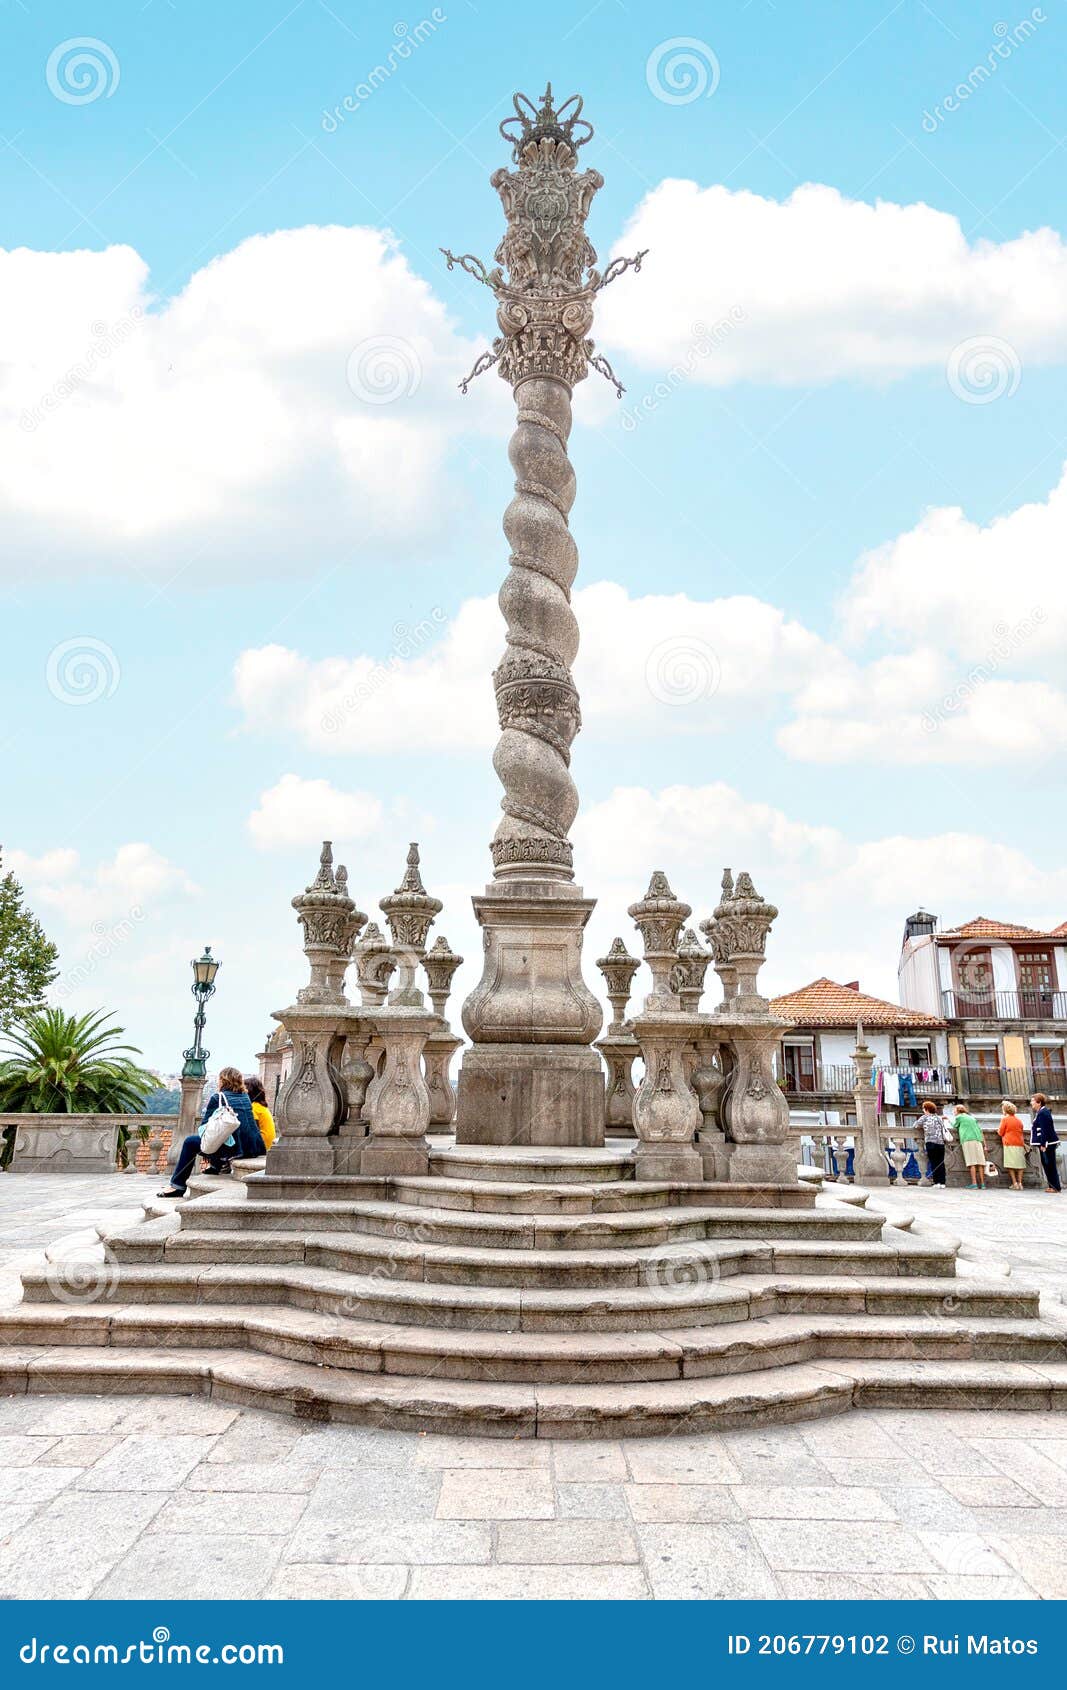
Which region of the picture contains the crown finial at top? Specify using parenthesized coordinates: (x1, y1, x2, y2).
(499, 84, 594, 160)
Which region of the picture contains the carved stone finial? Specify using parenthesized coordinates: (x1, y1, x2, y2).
(291, 843, 360, 1005)
(422, 935, 463, 1019)
(380, 842, 443, 957)
(309, 840, 336, 892)
(628, 871, 692, 1010)
(353, 921, 396, 1008)
(498, 84, 594, 161)
(597, 937, 639, 1028)
(672, 927, 711, 1013)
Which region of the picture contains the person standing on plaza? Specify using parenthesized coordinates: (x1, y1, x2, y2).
(997, 1101, 1027, 1191)
(1030, 1093, 1061, 1193)
(920, 1099, 949, 1189)
(954, 1103, 987, 1190)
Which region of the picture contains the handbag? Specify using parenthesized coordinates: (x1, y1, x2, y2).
(200, 1090, 239, 1157)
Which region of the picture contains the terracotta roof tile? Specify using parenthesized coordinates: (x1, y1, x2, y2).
(770, 977, 944, 1029)
(940, 916, 1051, 941)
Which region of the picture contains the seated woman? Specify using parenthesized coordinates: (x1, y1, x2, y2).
(244, 1074, 277, 1151)
(158, 1065, 264, 1199)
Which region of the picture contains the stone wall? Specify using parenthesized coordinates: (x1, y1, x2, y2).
(1, 1113, 178, 1175)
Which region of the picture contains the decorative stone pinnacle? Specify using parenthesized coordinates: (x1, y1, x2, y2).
(672, 927, 711, 1013)
(628, 871, 692, 1011)
(499, 85, 594, 161)
(309, 840, 336, 892)
(422, 935, 463, 1019)
(292, 840, 360, 1005)
(724, 869, 779, 1007)
(353, 921, 396, 1008)
(379, 842, 443, 957)
(597, 937, 639, 1027)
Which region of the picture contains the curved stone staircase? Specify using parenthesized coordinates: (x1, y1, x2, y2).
(3, 1145, 1066, 1437)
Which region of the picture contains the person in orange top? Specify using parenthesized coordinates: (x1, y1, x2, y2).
(997, 1100, 1026, 1191)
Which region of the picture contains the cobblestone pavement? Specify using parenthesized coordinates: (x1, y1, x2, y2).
(1, 1172, 1066, 1600)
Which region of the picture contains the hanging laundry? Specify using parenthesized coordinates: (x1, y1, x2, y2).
(899, 1074, 917, 1108)
(882, 1072, 901, 1107)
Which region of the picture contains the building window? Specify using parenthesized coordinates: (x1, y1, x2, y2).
(954, 947, 994, 1014)
(1018, 948, 1056, 1017)
(1030, 1044, 1066, 1088)
(782, 1042, 816, 1093)
(962, 1042, 1002, 1094)
(897, 1038, 932, 1070)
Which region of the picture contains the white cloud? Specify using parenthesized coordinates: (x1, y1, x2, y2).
(0, 226, 501, 577)
(598, 179, 1067, 384)
(6, 842, 197, 931)
(843, 463, 1067, 651)
(233, 581, 831, 753)
(248, 774, 385, 850)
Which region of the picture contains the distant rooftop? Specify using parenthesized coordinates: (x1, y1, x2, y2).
(771, 977, 945, 1030)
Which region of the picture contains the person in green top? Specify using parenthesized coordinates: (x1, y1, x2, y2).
(954, 1104, 987, 1189)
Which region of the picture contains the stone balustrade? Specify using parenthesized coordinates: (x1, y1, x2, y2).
(793, 1129, 1047, 1189)
(2, 1113, 178, 1175)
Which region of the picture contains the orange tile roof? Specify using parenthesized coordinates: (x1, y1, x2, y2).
(771, 977, 944, 1029)
(939, 916, 1059, 941)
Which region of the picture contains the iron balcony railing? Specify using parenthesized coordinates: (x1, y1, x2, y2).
(779, 1062, 1064, 1101)
(940, 988, 1067, 1022)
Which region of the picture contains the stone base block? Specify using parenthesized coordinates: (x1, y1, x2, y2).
(265, 1137, 336, 1178)
(358, 1136, 430, 1176)
(697, 1131, 730, 1182)
(633, 1145, 704, 1183)
(455, 1046, 605, 1148)
(728, 1142, 800, 1185)
(332, 1127, 368, 1176)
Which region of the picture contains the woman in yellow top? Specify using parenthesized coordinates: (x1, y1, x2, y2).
(244, 1075, 276, 1150)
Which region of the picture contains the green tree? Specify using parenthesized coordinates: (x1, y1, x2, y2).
(0, 853, 59, 1030)
(0, 1008, 158, 1114)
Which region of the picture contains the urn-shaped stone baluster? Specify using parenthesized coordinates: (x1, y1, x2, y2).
(594, 938, 641, 1136)
(353, 922, 396, 1007)
(628, 871, 692, 1010)
(673, 928, 711, 1014)
(362, 1005, 439, 1176)
(421, 936, 464, 1128)
(380, 843, 443, 1005)
(728, 870, 778, 1011)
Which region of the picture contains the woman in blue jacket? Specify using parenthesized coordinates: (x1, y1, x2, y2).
(1029, 1092, 1061, 1193)
(157, 1066, 264, 1198)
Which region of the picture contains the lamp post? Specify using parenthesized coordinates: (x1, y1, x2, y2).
(168, 946, 220, 1168)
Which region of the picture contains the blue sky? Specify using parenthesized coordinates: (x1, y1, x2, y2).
(3, 0, 1066, 1071)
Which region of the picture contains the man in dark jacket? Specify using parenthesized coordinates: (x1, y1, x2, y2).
(1030, 1093, 1061, 1193)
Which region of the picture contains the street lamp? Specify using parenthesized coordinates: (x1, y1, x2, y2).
(182, 945, 220, 1079)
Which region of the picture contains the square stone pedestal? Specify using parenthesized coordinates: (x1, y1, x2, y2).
(265, 1136, 336, 1178)
(633, 1144, 704, 1183)
(359, 1135, 430, 1176)
(728, 1142, 799, 1185)
(456, 1045, 605, 1148)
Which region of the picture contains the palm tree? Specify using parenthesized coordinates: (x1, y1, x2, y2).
(0, 1008, 159, 1114)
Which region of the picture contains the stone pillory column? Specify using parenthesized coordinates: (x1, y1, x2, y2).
(444, 87, 643, 1147)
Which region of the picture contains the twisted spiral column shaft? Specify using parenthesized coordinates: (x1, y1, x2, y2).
(491, 375, 582, 882)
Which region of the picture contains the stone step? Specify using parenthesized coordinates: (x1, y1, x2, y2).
(430, 1146, 639, 1184)
(18, 1260, 1036, 1331)
(243, 1174, 818, 1215)
(103, 1218, 956, 1287)
(1, 1303, 1062, 1386)
(4, 1344, 1067, 1436)
(177, 1198, 885, 1248)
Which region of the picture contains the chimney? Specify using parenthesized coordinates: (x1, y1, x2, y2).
(903, 909, 938, 946)
(844, 980, 860, 992)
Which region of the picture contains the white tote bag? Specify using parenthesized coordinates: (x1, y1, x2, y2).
(200, 1090, 239, 1157)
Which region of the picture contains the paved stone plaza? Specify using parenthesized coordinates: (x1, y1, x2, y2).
(1, 1172, 1067, 1600)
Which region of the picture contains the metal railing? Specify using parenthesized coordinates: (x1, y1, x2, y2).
(779, 1063, 1065, 1101)
(940, 989, 1067, 1022)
